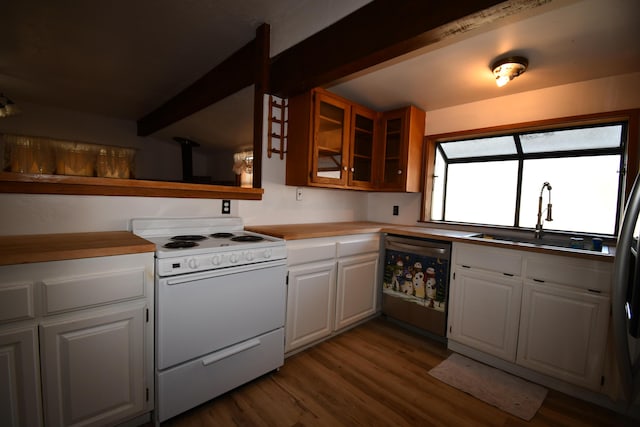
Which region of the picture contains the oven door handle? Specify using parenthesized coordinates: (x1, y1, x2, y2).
(386, 241, 448, 257)
(201, 338, 261, 366)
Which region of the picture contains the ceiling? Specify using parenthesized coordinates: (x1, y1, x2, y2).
(2, 0, 639, 150)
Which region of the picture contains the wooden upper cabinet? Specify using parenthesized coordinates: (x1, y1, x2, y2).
(313, 91, 351, 186)
(378, 106, 426, 192)
(348, 105, 378, 189)
(287, 88, 424, 192)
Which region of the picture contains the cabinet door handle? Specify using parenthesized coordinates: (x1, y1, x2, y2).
(350, 167, 355, 172)
(201, 338, 261, 366)
(397, 170, 403, 175)
(343, 166, 348, 171)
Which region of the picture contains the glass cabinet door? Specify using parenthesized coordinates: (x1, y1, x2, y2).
(312, 93, 350, 185)
(381, 111, 406, 189)
(349, 106, 377, 188)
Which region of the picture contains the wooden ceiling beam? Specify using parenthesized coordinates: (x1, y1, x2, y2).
(137, 24, 269, 137)
(269, 0, 527, 98)
(138, 0, 548, 135)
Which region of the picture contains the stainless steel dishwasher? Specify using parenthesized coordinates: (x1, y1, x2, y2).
(382, 234, 451, 341)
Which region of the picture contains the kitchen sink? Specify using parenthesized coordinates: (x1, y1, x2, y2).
(469, 232, 612, 254)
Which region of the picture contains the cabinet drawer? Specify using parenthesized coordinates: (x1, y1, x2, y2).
(525, 254, 612, 293)
(0, 282, 34, 323)
(337, 235, 380, 258)
(455, 243, 523, 276)
(43, 267, 146, 315)
(287, 240, 336, 265)
(157, 328, 284, 422)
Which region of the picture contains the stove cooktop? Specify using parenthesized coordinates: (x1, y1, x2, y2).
(130, 217, 285, 260)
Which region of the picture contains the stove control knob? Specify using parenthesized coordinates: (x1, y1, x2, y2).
(187, 258, 199, 269)
(230, 253, 239, 263)
(263, 249, 272, 259)
(245, 251, 254, 261)
(211, 254, 222, 266)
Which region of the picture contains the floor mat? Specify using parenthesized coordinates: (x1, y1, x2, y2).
(428, 353, 548, 420)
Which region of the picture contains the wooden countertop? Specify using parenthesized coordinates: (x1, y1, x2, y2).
(246, 221, 387, 239)
(0, 231, 156, 265)
(246, 222, 615, 262)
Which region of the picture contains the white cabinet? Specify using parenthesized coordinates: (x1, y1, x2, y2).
(449, 268, 521, 361)
(0, 252, 154, 427)
(0, 326, 41, 427)
(517, 253, 611, 390)
(336, 252, 379, 330)
(40, 302, 146, 427)
(286, 260, 336, 352)
(448, 242, 612, 392)
(285, 234, 380, 353)
(449, 243, 523, 361)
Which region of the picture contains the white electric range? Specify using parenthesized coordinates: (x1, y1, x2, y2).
(131, 217, 287, 423)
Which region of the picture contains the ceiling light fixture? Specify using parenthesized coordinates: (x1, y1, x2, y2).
(491, 56, 528, 87)
(0, 93, 20, 118)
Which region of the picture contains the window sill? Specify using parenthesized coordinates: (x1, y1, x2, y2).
(0, 172, 263, 200)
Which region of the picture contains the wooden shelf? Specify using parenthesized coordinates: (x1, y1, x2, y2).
(318, 146, 343, 155)
(318, 119, 343, 133)
(0, 172, 264, 200)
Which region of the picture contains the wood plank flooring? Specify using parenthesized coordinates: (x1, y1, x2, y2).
(163, 317, 635, 426)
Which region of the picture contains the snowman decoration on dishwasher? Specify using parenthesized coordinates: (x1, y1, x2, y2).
(425, 267, 437, 308)
(412, 262, 425, 299)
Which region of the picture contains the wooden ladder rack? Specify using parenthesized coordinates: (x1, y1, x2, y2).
(268, 95, 287, 159)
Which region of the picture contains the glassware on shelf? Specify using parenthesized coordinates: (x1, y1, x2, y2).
(4, 134, 54, 174)
(2, 133, 135, 178)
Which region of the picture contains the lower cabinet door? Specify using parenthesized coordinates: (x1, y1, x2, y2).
(0, 326, 41, 427)
(449, 268, 522, 362)
(286, 260, 336, 353)
(517, 280, 610, 390)
(335, 253, 379, 330)
(39, 302, 146, 427)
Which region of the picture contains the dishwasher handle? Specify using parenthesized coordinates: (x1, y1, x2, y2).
(385, 237, 450, 259)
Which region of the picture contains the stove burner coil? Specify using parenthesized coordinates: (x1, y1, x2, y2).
(170, 235, 208, 241)
(230, 235, 265, 242)
(211, 232, 235, 238)
(164, 241, 199, 249)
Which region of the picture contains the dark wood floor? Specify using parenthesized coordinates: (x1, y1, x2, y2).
(163, 317, 635, 426)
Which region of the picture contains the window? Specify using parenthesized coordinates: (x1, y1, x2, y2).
(426, 114, 635, 237)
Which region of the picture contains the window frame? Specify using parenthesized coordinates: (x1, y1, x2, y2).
(421, 109, 640, 237)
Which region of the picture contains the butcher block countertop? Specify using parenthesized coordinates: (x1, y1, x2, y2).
(246, 222, 614, 262)
(246, 221, 388, 240)
(0, 231, 156, 266)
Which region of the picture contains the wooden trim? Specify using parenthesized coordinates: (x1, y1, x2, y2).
(421, 109, 640, 222)
(422, 136, 437, 221)
(253, 23, 270, 189)
(626, 109, 640, 198)
(0, 172, 264, 200)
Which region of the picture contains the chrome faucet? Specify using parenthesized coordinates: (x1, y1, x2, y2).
(535, 182, 553, 239)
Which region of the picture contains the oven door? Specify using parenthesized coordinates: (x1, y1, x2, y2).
(156, 259, 286, 370)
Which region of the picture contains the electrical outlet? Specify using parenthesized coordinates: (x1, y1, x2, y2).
(296, 187, 303, 201)
(221, 199, 231, 214)
(393, 205, 399, 216)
